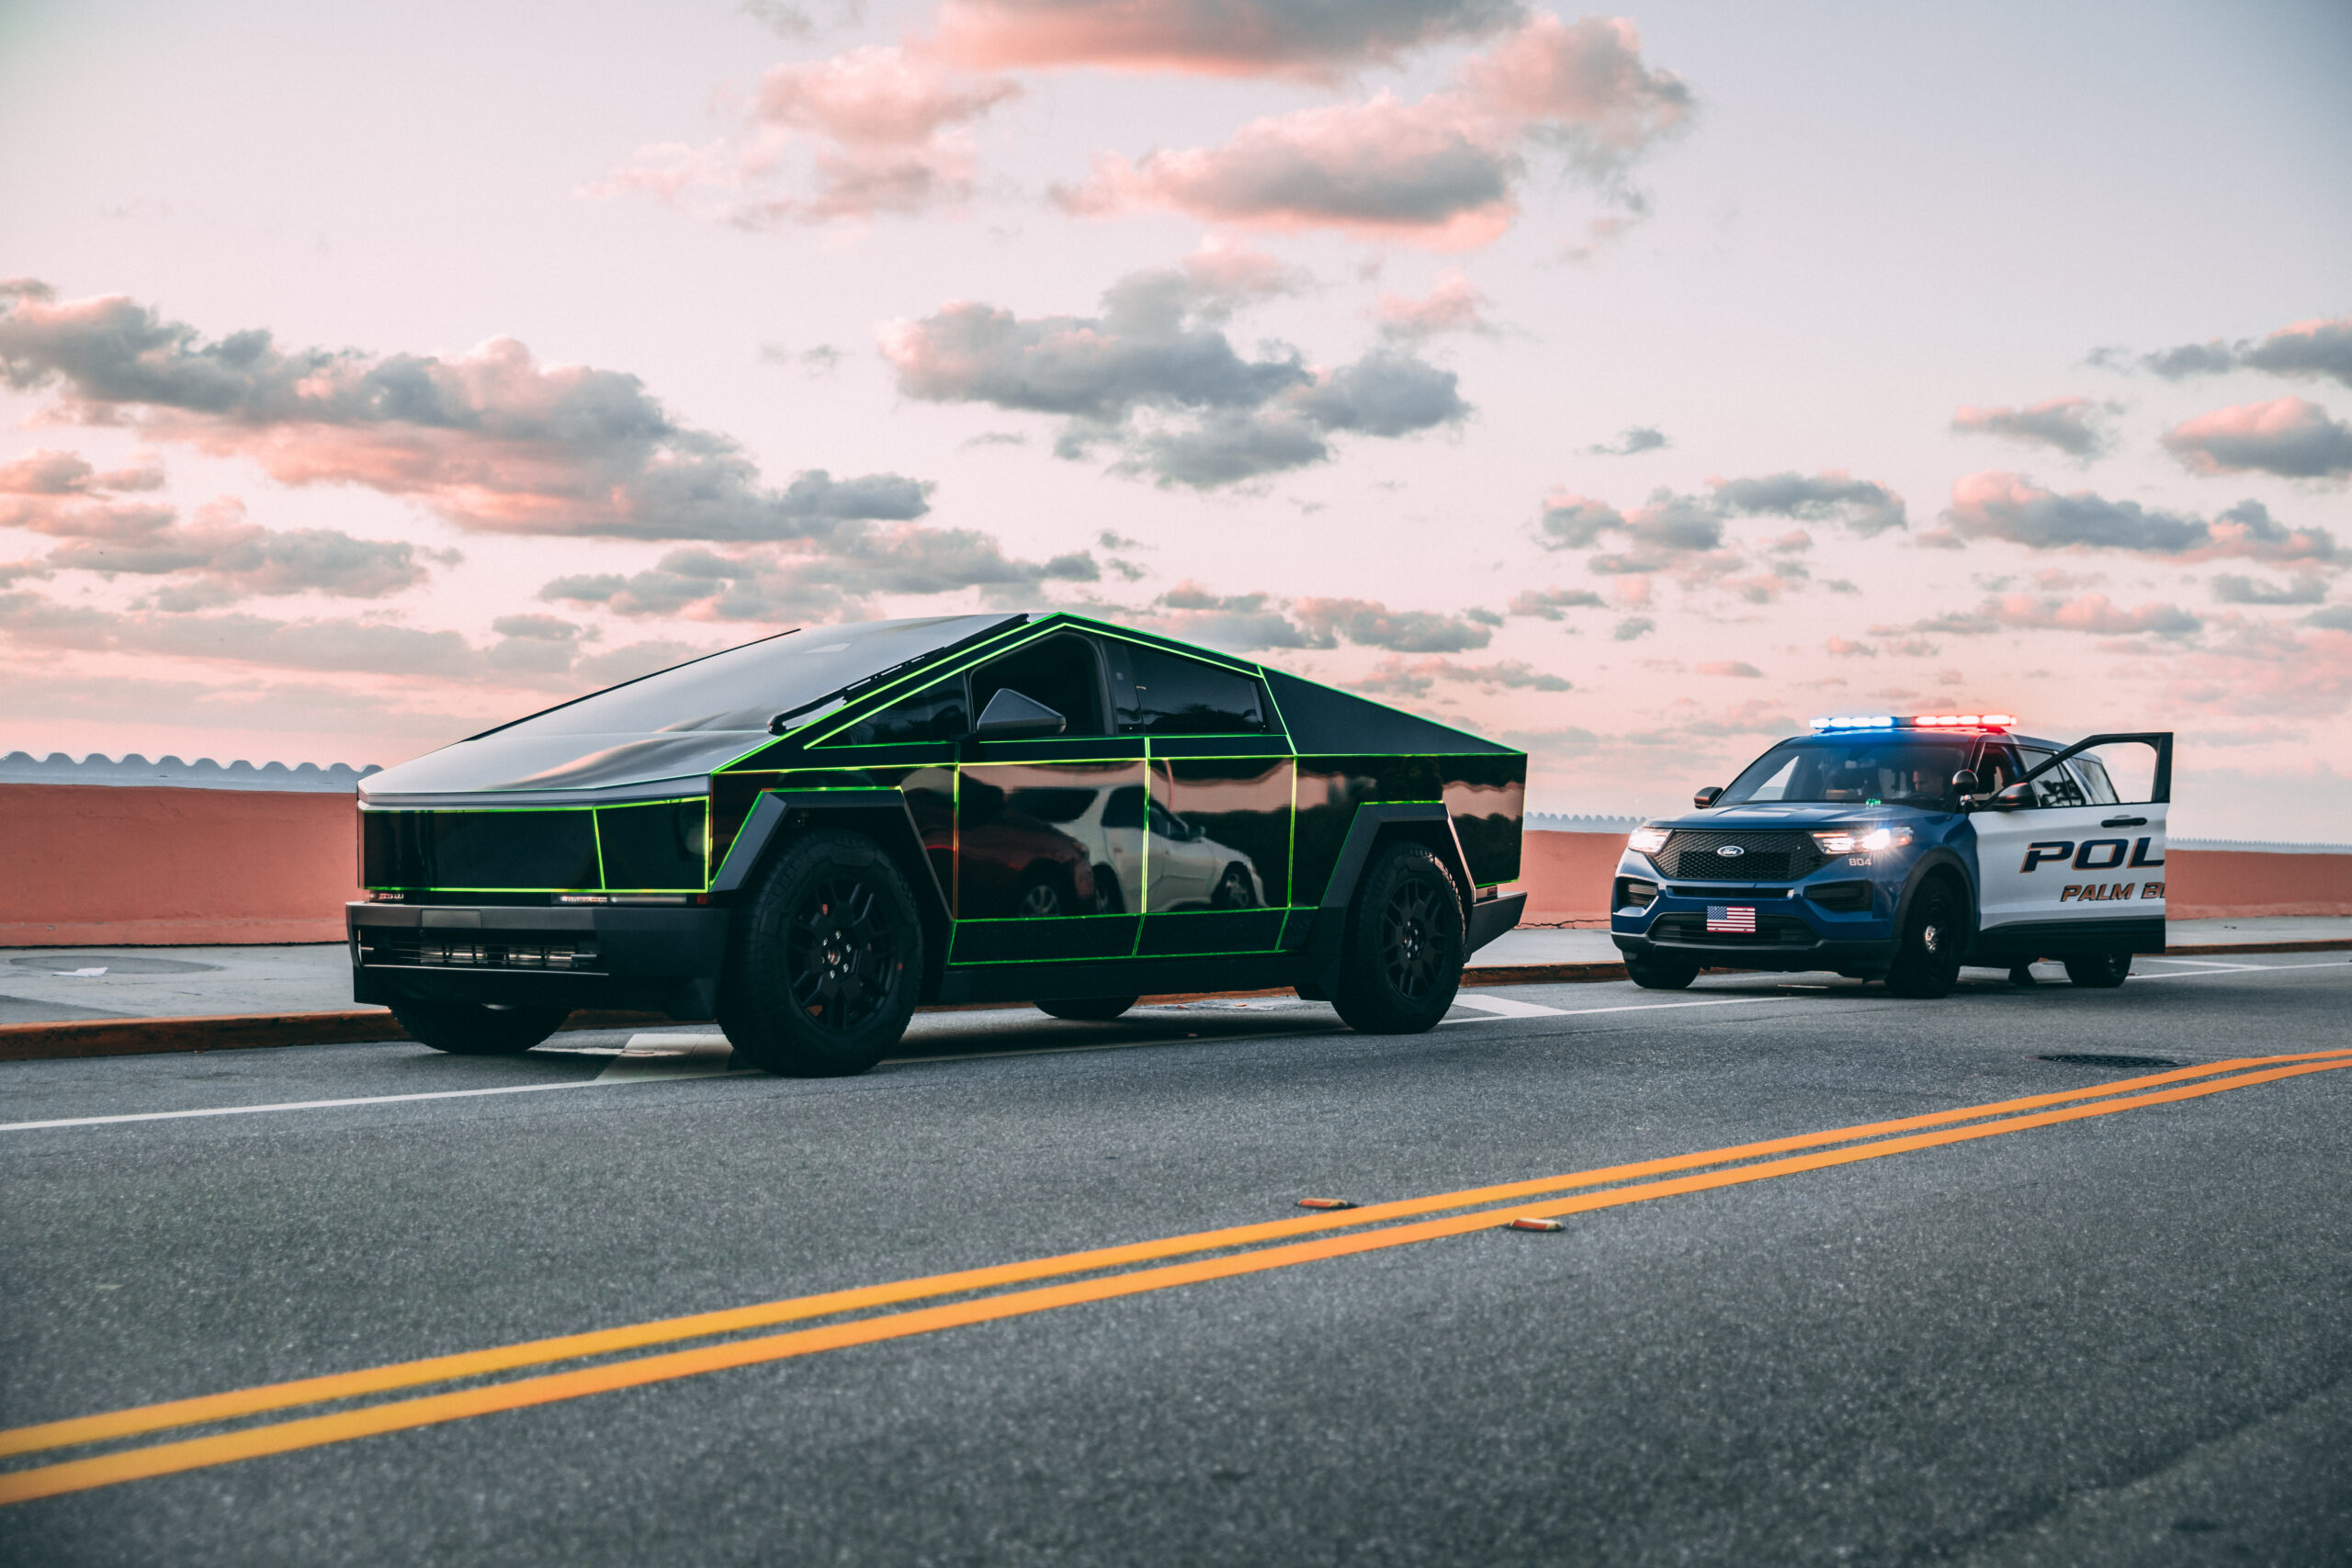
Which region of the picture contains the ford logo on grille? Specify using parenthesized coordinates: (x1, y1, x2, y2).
(1715, 845, 1746, 857)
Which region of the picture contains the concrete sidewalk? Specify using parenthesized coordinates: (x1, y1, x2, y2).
(2, 916, 2346, 1029)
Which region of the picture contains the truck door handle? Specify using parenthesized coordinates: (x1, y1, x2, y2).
(2101, 815, 2146, 828)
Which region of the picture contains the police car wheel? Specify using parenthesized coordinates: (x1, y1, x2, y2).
(1332, 841, 1464, 1034)
(719, 828, 924, 1077)
(391, 1001, 568, 1055)
(1036, 995, 1139, 1021)
(2063, 951, 2132, 988)
(1625, 955, 1699, 990)
(1885, 880, 1964, 998)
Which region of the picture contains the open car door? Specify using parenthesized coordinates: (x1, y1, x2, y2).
(1969, 732, 2172, 960)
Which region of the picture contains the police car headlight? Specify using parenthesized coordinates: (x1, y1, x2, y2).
(1627, 826, 1669, 853)
(1815, 826, 1911, 855)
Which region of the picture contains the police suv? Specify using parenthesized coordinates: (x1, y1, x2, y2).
(1610, 715, 2173, 997)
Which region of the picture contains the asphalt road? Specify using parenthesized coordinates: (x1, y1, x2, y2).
(3, 954, 2349, 1566)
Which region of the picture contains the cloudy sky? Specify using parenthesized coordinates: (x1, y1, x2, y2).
(3, 0, 2347, 834)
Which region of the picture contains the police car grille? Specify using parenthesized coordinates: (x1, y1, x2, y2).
(361, 932, 603, 972)
(1657, 829, 1826, 882)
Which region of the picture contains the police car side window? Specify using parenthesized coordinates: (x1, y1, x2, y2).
(1973, 742, 2022, 794)
(2070, 755, 2120, 805)
(2019, 748, 2087, 808)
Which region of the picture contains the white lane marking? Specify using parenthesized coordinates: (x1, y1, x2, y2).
(1, 1080, 603, 1133)
(1443, 995, 1792, 1021)
(595, 1033, 735, 1083)
(2137, 956, 2267, 972)
(1450, 993, 1568, 1019)
(2127, 959, 2347, 981)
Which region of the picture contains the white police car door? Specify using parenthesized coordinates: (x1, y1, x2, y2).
(1971, 733, 2171, 943)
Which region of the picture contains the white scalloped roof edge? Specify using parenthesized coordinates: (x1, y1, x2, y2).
(0, 751, 383, 793)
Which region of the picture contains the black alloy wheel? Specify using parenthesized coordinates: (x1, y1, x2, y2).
(2063, 950, 2133, 988)
(391, 1000, 569, 1055)
(719, 828, 923, 1077)
(1036, 996, 1140, 1021)
(1625, 954, 1700, 990)
(1885, 878, 1964, 998)
(1331, 841, 1464, 1034)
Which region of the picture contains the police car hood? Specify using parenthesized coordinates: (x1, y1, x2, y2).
(1656, 804, 1883, 830)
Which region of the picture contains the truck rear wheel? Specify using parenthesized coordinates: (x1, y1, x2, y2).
(392, 1001, 568, 1055)
(719, 828, 924, 1077)
(1885, 880, 1964, 998)
(1331, 842, 1464, 1034)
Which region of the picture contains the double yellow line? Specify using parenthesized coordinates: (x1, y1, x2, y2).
(6, 1047, 2348, 1506)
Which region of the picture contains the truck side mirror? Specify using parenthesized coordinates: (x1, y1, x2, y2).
(972, 687, 1068, 740)
(1693, 785, 1724, 807)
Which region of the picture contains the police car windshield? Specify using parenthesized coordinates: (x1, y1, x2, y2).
(1720, 738, 1970, 809)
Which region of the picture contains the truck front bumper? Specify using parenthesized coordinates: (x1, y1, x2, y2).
(347, 902, 730, 1021)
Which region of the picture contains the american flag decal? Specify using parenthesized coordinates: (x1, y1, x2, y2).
(1706, 905, 1757, 933)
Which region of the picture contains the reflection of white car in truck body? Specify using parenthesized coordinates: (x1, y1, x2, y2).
(1007, 784, 1263, 912)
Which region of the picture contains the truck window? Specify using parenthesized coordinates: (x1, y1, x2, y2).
(1106, 643, 1268, 736)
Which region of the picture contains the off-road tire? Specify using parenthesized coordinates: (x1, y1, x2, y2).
(718, 828, 924, 1077)
(1330, 842, 1464, 1034)
(1625, 955, 1700, 990)
(2063, 950, 2132, 988)
(1036, 996, 1139, 1021)
(392, 1001, 568, 1055)
(1885, 879, 1965, 998)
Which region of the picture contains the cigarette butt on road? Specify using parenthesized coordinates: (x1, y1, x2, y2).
(1502, 1216, 1565, 1232)
(1295, 1197, 1356, 1211)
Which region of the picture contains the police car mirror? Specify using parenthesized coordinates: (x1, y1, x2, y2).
(1991, 782, 2031, 810)
(1951, 769, 1980, 796)
(1693, 785, 1724, 808)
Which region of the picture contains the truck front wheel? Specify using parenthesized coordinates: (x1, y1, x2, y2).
(720, 828, 924, 1077)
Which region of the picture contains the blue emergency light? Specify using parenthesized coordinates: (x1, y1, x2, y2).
(1809, 713, 2015, 732)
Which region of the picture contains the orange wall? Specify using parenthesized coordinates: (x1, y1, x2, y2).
(0, 784, 358, 947)
(1510, 832, 2352, 923)
(0, 789, 2344, 947)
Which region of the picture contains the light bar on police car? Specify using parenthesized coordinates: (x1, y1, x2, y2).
(1808, 713, 2015, 732)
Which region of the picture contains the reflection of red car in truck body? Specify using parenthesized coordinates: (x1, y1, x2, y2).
(903, 775, 1097, 919)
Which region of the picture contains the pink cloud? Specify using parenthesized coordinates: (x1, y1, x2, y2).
(0, 287, 932, 543)
(1057, 15, 1688, 249)
(587, 45, 1020, 225)
(930, 0, 1520, 79)
(1944, 470, 2337, 561)
(1374, 270, 1495, 339)
(2161, 396, 2352, 481)
(1980, 592, 2201, 637)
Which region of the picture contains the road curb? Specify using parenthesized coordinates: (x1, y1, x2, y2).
(1, 942, 2341, 1063)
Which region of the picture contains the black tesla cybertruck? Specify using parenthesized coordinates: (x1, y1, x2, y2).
(351, 614, 1528, 1075)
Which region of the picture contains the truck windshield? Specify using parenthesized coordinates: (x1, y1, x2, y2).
(1720, 738, 1970, 808)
